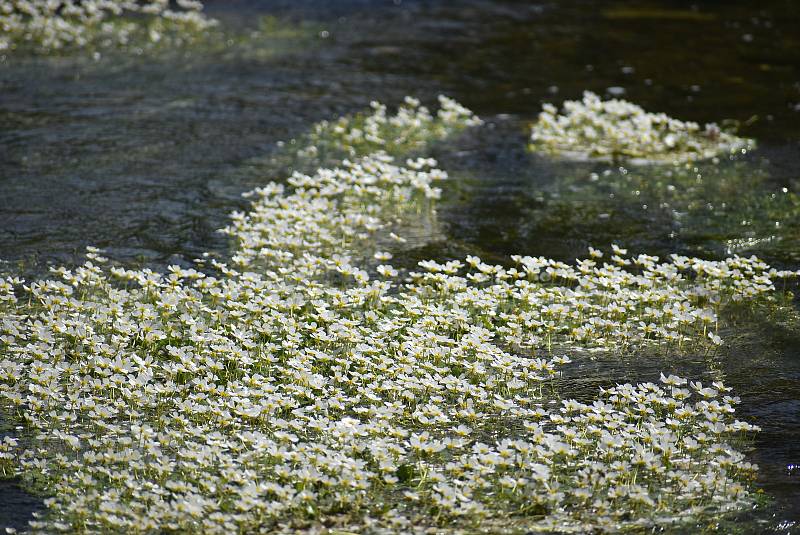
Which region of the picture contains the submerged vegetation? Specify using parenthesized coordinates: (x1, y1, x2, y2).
(0, 96, 793, 532)
(530, 91, 752, 164)
(520, 158, 800, 261)
(0, 0, 216, 53)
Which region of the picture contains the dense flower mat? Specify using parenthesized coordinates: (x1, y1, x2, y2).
(0, 0, 215, 52)
(530, 91, 751, 164)
(0, 97, 791, 533)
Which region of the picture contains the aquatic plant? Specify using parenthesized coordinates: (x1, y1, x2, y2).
(225, 155, 795, 352)
(239, 95, 482, 191)
(0, 98, 787, 532)
(0, 0, 216, 53)
(289, 95, 483, 170)
(305, 95, 483, 156)
(530, 91, 752, 164)
(518, 159, 800, 262)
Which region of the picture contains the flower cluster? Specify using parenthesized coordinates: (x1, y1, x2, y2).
(223, 153, 449, 273)
(294, 95, 483, 167)
(530, 91, 752, 164)
(0, 244, 772, 533)
(0, 97, 784, 532)
(0, 0, 216, 52)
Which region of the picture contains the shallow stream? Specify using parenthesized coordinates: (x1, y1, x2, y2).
(1, 0, 799, 531)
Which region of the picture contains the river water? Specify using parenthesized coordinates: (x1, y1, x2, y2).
(1, 0, 799, 531)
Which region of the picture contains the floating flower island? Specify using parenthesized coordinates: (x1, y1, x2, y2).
(530, 91, 753, 165)
(0, 96, 793, 533)
(0, 0, 216, 52)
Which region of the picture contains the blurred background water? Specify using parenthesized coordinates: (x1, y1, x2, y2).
(1, 0, 799, 531)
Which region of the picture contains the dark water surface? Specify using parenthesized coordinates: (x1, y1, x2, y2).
(1, 0, 799, 531)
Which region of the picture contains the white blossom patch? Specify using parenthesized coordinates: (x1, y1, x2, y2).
(530, 91, 752, 164)
(0, 0, 216, 52)
(0, 97, 787, 533)
(293, 95, 483, 166)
